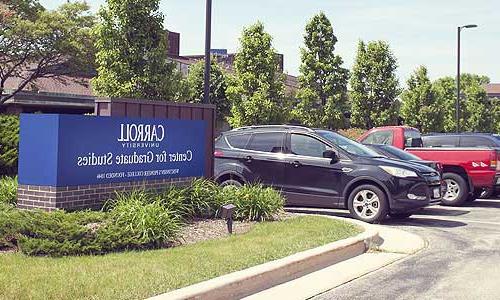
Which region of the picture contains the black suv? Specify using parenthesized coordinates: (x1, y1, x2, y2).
(423, 133, 500, 149)
(214, 125, 442, 223)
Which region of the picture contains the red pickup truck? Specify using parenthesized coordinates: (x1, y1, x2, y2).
(359, 126, 500, 206)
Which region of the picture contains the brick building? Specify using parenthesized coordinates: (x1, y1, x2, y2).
(1, 30, 298, 115)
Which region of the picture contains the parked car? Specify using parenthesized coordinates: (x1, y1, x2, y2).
(364, 144, 443, 173)
(422, 133, 500, 149)
(359, 126, 500, 205)
(214, 125, 442, 223)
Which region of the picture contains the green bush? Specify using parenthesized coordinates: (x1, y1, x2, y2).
(228, 183, 285, 221)
(107, 189, 182, 247)
(0, 115, 20, 176)
(0, 180, 286, 256)
(0, 176, 17, 205)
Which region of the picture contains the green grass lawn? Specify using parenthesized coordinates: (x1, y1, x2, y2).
(0, 216, 361, 300)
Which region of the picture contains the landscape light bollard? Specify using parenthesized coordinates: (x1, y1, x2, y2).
(220, 204, 236, 234)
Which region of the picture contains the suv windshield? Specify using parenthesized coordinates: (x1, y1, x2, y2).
(316, 130, 381, 157)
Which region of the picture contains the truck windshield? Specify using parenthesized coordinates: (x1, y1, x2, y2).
(316, 130, 381, 157)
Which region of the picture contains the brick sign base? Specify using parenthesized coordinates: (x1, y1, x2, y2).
(17, 177, 195, 211)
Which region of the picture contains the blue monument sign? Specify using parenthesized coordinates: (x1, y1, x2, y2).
(18, 114, 206, 187)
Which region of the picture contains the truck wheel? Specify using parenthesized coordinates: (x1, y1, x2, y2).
(348, 184, 388, 223)
(442, 173, 468, 206)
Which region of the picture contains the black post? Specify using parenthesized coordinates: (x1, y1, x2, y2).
(227, 216, 233, 234)
(203, 0, 212, 104)
(456, 26, 461, 133)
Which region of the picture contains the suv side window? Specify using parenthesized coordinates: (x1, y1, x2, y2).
(422, 136, 459, 147)
(459, 136, 495, 148)
(246, 132, 285, 153)
(290, 134, 328, 158)
(362, 130, 394, 145)
(226, 133, 251, 149)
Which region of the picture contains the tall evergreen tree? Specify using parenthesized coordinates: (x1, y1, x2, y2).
(400, 66, 444, 133)
(92, 0, 185, 101)
(349, 40, 400, 128)
(227, 22, 286, 127)
(292, 12, 349, 128)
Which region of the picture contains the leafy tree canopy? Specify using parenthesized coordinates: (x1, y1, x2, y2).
(349, 40, 400, 129)
(400, 66, 444, 133)
(0, 0, 95, 104)
(186, 59, 230, 122)
(292, 12, 349, 129)
(227, 22, 287, 127)
(92, 0, 185, 101)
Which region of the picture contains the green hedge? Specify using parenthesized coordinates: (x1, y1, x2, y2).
(0, 176, 17, 206)
(0, 179, 285, 256)
(0, 115, 20, 176)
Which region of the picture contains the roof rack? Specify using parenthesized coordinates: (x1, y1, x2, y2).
(230, 124, 314, 132)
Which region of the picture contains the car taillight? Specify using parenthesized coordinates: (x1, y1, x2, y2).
(214, 150, 224, 157)
(490, 152, 499, 171)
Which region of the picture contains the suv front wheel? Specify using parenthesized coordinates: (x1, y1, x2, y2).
(348, 184, 388, 223)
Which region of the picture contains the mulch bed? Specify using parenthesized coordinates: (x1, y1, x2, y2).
(173, 212, 297, 246)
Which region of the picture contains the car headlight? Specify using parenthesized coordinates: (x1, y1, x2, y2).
(380, 166, 418, 178)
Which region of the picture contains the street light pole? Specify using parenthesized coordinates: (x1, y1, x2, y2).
(203, 0, 212, 104)
(456, 24, 477, 133)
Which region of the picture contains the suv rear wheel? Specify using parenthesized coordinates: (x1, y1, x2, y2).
(442, 173, 468, 206)
(348, 184, 388, 223)
(220, 179, 243, 189)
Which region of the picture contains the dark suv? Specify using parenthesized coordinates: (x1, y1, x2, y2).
(423, 133, 500, 149)
(214, 125, 442, 223)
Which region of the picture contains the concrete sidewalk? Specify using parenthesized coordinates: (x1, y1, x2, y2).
(243, 224, 425, 300)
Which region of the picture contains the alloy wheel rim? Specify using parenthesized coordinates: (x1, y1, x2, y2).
(444, 179, 460, 201)
(353, 190, 380, 219)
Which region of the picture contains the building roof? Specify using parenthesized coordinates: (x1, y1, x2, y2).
(485, 83, 500, 96)
(4, 74, 94, 97)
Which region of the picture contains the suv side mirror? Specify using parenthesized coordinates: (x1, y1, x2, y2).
(323, 149, 339, 164)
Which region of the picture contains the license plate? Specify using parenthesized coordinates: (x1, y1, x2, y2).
(433, 188, 440, 198)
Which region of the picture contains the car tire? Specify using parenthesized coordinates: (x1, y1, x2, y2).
(348, 184, 388, 224)
(220, 179, 243, 189)
(389, 212, 413, 219)
(442, 173, 468, 206)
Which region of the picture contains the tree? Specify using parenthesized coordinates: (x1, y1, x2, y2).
(434, 74, 494, 132)
(92, 0, 185, 101)
(292, 12, 349, 128)
(226, 22, 287, 127)
(349, 40, 400, 128)
(186, 59, 230, 122)
(400, 66, 444, 133)
(0, 1, 95, 104)
(461, 79, 492, 132)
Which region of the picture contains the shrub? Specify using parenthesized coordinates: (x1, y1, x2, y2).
(107, 190, 182, 247)
(338, 128, 366, 140)
(0, 115, 20, 176)
(0, 176, 18, 206)
(227, 183, 285, 221)
(185, 179, 224, 218)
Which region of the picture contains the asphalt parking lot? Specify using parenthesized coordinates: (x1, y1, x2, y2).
(295, 197, 500, 300)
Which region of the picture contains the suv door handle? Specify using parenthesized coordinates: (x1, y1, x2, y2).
(291, 160, 302, 168)
(245, 155, 253, 163)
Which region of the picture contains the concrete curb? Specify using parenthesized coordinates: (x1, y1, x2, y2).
(149, 216, 379, 300)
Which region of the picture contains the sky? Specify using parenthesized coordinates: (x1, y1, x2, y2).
(41, 0, 500, 84)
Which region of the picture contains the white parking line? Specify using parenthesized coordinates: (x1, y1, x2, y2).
(411, 215, 500, 226)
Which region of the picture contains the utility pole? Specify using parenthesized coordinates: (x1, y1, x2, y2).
(203, 0, 212, 104)
(456, 24, 477, 132)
